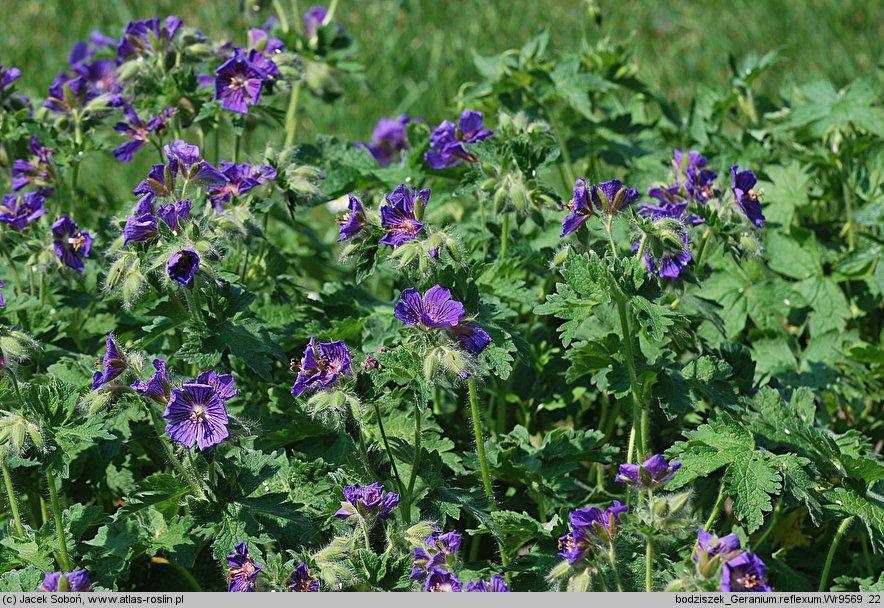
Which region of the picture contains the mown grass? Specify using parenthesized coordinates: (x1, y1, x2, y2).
(2, 0, 879, 143)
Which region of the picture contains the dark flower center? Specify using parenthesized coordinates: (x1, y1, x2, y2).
(189, 404, 206, 424)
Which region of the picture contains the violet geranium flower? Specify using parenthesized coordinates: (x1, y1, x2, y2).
(156, 199, 191, 233)
(206, 162, 265, 208)
(674, 149, 718, 203)
(336, 195, 367, 242)
(357, 115, 410, 167)
(0, 64, 21, 95)
(591, 179, 639, 216)
(196, 370, 238, 403)
(0, 193, 48, 231)
(117, 16, 183, 58)
(379, 184, 428, 247)
(11, 136, 54, 193)
(0, 280, 5, 308)
(287, 562, 319, 592)
(226, 542, 261, 592)
(39, 570, 92, 592)
(410, 530, 462, 580)
(303, 6, 343, 36)
(395, 285, 493, 354)
(424, 568, 462, 593)
(731, 165, 765, 228)
(636, 229, 692, 279)
(163, 383, 230, 450)
(52, 215, 92, 272)
(615, 454, 682, 490)
(465, 575, 509, 592)
(167, 249, 201, 286)
(560, 178, 593, 237)
(122, 214, 159, 245)
(164, 140, 226, 184)
(113, 104, 176, 162)
(569, 500, 628, 544)
(721, 552, 771, 592)
(130, 359, 172, 405)
(290, 337, 354, 396)
(214, 50, 268, 115)
(557, 525, 591, 565)
(425, 111, 492, 169)
(44, 75, 99, 114)
(694, 528, 742, 573)
(334, 482, 399, 521)
(92, 333, 128, 390)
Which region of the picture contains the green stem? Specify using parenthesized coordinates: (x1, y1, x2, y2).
(271, 0, 290, 32)
(842, 181, 856, 251)
(6, 369, 24, 405)
(2, 460, 25, 537)
(751, 501, 781, 552)
(819, 517, 853, 592)
(499, 212, 509, 260)
(321, 0, 339, 25)
(615, 297, 645, 459)
(234, 131, 241, 164)
(694, 229, 712, 268)
(468, 379, 493, 499)
(635, 233, 648, 262)
(145, 405, 207, 501)
(45, 469, 71, 571)
(360, 518, 371, 551)
(606, 549, 624, 592)
(284, 83, 301, 147)
(704, 484, 727, 532)
(405, 398, 422, 503)
(0, 241, 23, 296)
(541, 103, 576, 188)
(817, 515, 853, 593)
(646, 490, 654, 592)
(371, 401, 403, 495)
(604, 216, 618, 257)
(495, 378, 507, 436)
(165, 561, 202, 591)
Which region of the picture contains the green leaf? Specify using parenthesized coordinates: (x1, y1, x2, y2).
(0, 566, 43, 592)
(549, 59, 611, 119)
(794, 277, 850, 336)
(724, 451, 782, 533)
(667, 412, 754, 488)
(759, 163, 810, 227)
(822, 487, 884, 553)
(534, 252, 608, 346)
(765, 232, 821, 279)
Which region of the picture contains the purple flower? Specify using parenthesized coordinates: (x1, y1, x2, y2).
(591, 179, 638, 216)
(424, 568, 462, 593)
(640, 187, 703, 226)
(92, 333, 128, 390)
(425, 110, 493, 169)
(395, 285, 464, 329)
(674, 150, 718, 203)
(288, 562, 318, 592)
(569, 500, 628, 544)
(248, 28, 285, 55)
(731, 165, 765, 227)
(39, 570, 91, 592)
(196, 370, 238, 403)
(114, 104, 176, 162)
(52, 215, 92, 272)
(0, 193, 48, 231)
(11, 136, 54, 192)
(560, 178, 592, 237)
(73, 59, 122, 102)
(379, 184, 428, 247)
(0, 64, 21, 95)
(214, 50, 268, 115)
(122, 214, 159, 245)
(167, 249, 201, 286)
(695, 529, 742, 565)
(636, 230, 692, 279)
(290, 337, 354, 396)
(357, 115, 410, 166)
(336, 195, 366, 242)
(163, 383, 229, 450)
(156, 200, 191, 233)
(245, 164, 277, 184)
(207, 162, 260, 207)
(164, 140, 226, 184)
(44, 74, 108, 114)
(465, 575, 509, 592)
(615, 454, 682, 490)
(0, 280, 5, 308)
(304, 6, 343, 36)
(410, 530, 462, 580)
(131, 359, 172, 405)
(721, 552, 771, 593)
(133, 164, 175, 205)
(334, 482, 399, 521)
(447, 323, 493, 355)
(557, 526, 591, 565)
(117, 16, 183, 58)
(226, 542, 261, 592)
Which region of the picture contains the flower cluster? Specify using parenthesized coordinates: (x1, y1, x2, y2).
(334, 482, 399, 522)
(357, 115, 410, 166)
(290, 337, 354, 396)
(695, 529, 771, 592)
(615, 454, 682, 490)
(39, 570, 92, 592)
(425, 111, 493, 169)
(411, 530, 462, 581)
(394, 285, 492, 355)
(557, 501, 628, 565)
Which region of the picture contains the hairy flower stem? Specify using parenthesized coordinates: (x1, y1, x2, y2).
(635, 233, 648, 262)
(606, 548, 624, 592)
(818, 516, 853, 592)
(499, 212, 509, 260)
(271, 0, 290, 32)
(403, 397, 422, 522)
(704, 484, 726, 532)
(694, 229, 712, 269)
(371, 400, 403, 496)
(2, 460, 25, 537)
(645, 490, 654, 592)
(234, 131, 241, 164)
(616, 297, 646, 461)
(45, 469, 71, 571)
(284, 82, 301, 147)
(604, 216, 618, 257)
(145, 405, 207, 501)
(842, 181, 856, 251)
(360, 518, 371, 551)
(468, 378, 511, 581)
